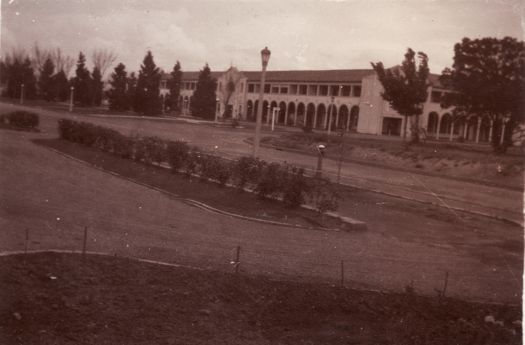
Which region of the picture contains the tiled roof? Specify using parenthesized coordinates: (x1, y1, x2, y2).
(163, 69, 444, 88)
(241, 69, 374, 83)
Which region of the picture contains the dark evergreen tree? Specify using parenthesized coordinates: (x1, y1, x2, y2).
(73, 52, 93, 106)
(167, 61, 182, 112)
(440, 37, 525, 152)
(91, 66, 103, 106)
(52, 70, 70, 101)
(3, 55, 37, 100)
(371, 49, 429, 142)
(5, 58, 22, 99)
(39, 58, 55, 101)
(190, 63, 217, 120)
(134, 51, 162, 116)
(107, 63, 130, 111)
(21, 57, 37, 100)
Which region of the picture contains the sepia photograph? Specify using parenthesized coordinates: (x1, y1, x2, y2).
(0, 0, 523, 343)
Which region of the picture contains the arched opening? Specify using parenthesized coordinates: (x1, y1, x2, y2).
(327, 104, 338, 130)
(316, 103, 326, 129)
(306, 103, 316, 128)
(183, 96, 189, 114)
(279, 101, 287, 124)
(287, 102, 296, 126)
(350, 106, 359, 130)
(338, 105, 349, 129)
(297, 103, 305, 126)
(253, 100, 259, 122)
(246, 100, 254, 121)
(466, 116, 478, 141)
(454, 116, 467, 136)
(262, 100, 269, 122)
(479, 116, 491, 142)
(439, 113, 452, 134)
(427, 112, 439, 134)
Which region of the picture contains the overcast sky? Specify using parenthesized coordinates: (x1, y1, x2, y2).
(1, 0, 523, 77)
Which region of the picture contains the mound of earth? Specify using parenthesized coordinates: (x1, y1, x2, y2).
(1, 252, 521, 345)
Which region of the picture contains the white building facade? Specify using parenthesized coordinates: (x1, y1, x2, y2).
(160, 67, 495, 143)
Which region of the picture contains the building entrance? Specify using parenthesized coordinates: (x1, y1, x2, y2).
(382, 117, 402, 136)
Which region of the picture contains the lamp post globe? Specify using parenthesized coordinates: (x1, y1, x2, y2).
(253, 46, 271, 157)
(69, 86, 75, 112)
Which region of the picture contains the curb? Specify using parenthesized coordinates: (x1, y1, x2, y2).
(39, 144, 365, 232)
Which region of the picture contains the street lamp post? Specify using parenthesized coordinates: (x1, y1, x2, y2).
(253, 47, 271, 157)
(69, 86, 75, 112)
(215, 97, 220, 123)
(326, 96, 335, 136)
(316, 144, 326, 177)
(20, 84, 25, 104)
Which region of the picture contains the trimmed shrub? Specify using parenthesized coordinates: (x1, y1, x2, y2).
(199, 154, 232, 186)
(184, 148, 200, 177)
(282, 166, 309, 208)
(166, 140, 190, 173)
(308, 177, 341, 214)
(2, 111, 39, 129)
(233, 156, 263, 190)
(255, 162, 283, 199)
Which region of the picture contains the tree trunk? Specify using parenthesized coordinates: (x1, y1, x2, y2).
(412, 114, 420, 143)
(403, 115, 408, 140)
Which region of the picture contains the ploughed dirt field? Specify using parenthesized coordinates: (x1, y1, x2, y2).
(0, 252, 521, 345)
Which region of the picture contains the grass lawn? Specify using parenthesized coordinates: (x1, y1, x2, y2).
(33, 138, 346, 230)
(261, 132, 524, 189)
(1, 252, 521, 345)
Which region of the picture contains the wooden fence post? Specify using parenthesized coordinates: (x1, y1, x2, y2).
(235, 246, 241, 274)
(82, 227, 88, 257)
(340, 260, 345, 287)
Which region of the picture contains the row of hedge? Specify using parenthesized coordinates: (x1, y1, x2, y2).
(58, 119, 340, 212)
(0, 111, 39, 130)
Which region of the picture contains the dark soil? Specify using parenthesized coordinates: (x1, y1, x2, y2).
(0, 252, 521, 345)
(33, 138, 345, 230)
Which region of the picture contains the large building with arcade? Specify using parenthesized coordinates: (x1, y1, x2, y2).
(160, 67, 495, 144)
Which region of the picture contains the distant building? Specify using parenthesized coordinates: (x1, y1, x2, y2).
(160, 67, 496, 143)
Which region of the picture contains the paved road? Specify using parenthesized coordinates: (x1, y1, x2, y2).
(0, 128, 521, 303)
(5, 102, 521, 225)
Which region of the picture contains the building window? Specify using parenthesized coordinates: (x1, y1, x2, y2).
(264, 84, 271, 93)
(319, 85, 328, 96)
(248, 84, 255, 93)
(341, 85, 351, 97)
(299, 85, 307, 95)
(308, 85, 318, 96)
(352, 86, 362, 97)
(271, 86, 279, 94)
(330, 85, 340, 96)
(290, 84, 298, 95)
(431, 91, 442, 103)
(160, 80, 167, 89)
(280, 87, 288, 94)
(240, 83, 244, 93)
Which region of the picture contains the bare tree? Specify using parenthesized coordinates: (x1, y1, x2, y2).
(92, 49, 118, 77)
(51, 48, 75, 75)
(31, 42, 50, 72)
